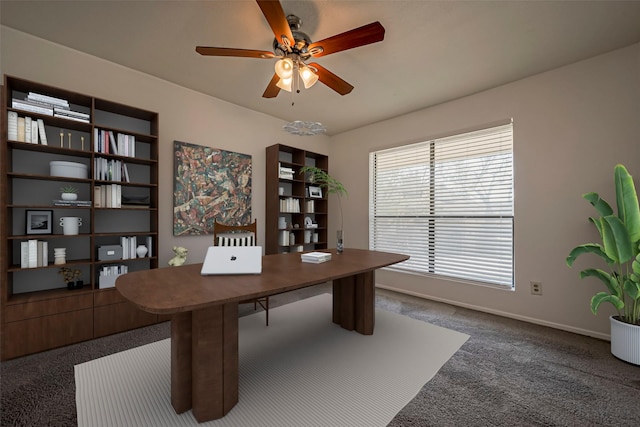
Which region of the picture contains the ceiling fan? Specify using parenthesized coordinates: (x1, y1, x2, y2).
(196, 0, 385, 98)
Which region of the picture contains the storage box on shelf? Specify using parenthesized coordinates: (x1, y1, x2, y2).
(265, 144, 329, 255)
(1, 75, 160, 360)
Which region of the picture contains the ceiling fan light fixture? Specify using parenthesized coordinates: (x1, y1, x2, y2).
(276, 76, 292, 92)
(274, 57, 294, 79)
(299, 65, 319, 89)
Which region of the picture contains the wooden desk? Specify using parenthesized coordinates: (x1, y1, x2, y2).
(116, 248, 408, 422)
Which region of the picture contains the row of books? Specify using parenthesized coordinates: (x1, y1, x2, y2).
(98, 264, 128, 289)
(121, 236, 153, 259)
(95, 157, 131, 182)
(7, 112, 48, 144)
(301, 251, 332, 264)
(280, 197, 301, 213)
(20, 239, 48, 268)
(94, 129, 136, 157)
(13, 92, 90, 122)
(94, 184, 122, 208)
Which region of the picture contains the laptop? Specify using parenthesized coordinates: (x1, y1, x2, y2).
(200, 246, 263, 275)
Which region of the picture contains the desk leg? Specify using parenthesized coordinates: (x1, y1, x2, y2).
(170, 304, 239, 422)
(191, 303, 239, 422)
(171, 312, 193, 414)
(333, 270, 375, 335)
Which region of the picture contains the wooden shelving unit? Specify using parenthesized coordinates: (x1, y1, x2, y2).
(265, 144, 329, 255)
(1, 75, 161, 360)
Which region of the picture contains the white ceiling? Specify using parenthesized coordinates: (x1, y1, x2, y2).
(3, 0, 640, 135)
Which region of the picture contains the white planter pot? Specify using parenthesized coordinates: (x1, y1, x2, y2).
(61, 193, 78, 201)
(610, 316, 640, 365)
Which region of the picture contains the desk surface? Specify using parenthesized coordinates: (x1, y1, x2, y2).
(116, 248, 409, 315)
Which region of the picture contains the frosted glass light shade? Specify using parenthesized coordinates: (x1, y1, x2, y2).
(274, 58, 294, 79)
(299, 65, 319, 89)
(276, 77, 292, 92)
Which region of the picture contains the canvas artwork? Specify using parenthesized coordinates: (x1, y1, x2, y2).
(173, 141, 252, 236)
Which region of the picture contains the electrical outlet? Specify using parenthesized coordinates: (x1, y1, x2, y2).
(530, 281, 543, 295)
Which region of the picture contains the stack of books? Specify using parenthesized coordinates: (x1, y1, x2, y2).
(301, 251, 332, 264)
(53, 199, 92, 207)
(12, 92, 90, 122)
(278, 163, 295, 180)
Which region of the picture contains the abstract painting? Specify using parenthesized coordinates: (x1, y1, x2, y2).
(173, 141, 252, 236)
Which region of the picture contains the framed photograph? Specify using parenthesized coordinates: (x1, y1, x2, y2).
(309, 186, 323, 199)
(26, 210, 53, 235)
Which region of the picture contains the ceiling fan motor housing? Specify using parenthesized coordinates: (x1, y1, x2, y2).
(272, 14, 313, 59)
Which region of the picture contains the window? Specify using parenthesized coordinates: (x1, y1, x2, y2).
(369, 122, 514, 288)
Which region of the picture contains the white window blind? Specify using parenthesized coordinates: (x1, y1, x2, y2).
(369, 123, 514, 288)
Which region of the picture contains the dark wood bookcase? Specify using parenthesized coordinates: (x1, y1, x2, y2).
(265, 144, 329, 255)
(1, 75, 161, 360)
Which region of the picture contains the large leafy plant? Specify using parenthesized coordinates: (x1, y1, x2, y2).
(566, 164, 640, 325)
(299, 166, 347, 229)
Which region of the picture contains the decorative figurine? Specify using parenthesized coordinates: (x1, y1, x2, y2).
(59, 130, 64, 147)
(68, 132, 72, 148)
(168, 246, 188, 266)
(81, 136, 84, 151)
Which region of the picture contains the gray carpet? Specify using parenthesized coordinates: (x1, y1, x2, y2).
(2, 284, 640, 426)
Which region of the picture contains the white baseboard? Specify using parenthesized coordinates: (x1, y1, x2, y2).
(375, 284, 611, 342)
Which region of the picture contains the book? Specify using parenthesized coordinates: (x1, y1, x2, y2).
(53, 106, 89, 119)
(53, 113, 89, 123)
(108, 131, 118, 154)
(25, 117, 32, 143)
(12, 99, 54, 116)
(8, 112, 18, 140)
(27, 92, 69, 108)
(17, 117, 25, 142)
(37, 119, 48, 145)
(94, 186, 102, 208)
(31, 118, 39, 144)
(28, 239, 38, 268)
(21, 242, 29, 268)
(53, 199, 91, 207)
(301, 251, 332, 263)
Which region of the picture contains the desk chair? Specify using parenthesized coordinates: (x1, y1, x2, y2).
(213, 219, 269, 325)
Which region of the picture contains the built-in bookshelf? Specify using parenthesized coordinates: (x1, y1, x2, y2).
(265, 144, 329, 255)
(1, 75, 161, 360)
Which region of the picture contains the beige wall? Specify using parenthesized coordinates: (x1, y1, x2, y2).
(4, 26, 639, 339)
(1, 26, 330, 266)
(329, 43, 640, 339)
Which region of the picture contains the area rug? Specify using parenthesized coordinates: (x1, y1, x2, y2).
(75, 294, 469, 426)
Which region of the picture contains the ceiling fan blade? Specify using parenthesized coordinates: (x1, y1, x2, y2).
(262, 73, 281, 98)
(308, 62, 354, 95)
(196, 46, 276, 59)
(308, 22, 385, 58)
(256, 0, 295, 49)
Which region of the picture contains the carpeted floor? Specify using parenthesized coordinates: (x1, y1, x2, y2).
(2, 284, 640, 426)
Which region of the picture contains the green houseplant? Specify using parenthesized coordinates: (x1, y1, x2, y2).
(60, 185, 79, 201)
(299, 166, 348, 253)
(566, 164, 640, 364)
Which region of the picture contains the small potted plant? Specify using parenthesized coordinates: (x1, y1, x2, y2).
(58, 267, 82, 290)
(60, 185, 79, 201)
(299, 166, 348, 253)
(566, 164, 640, 365)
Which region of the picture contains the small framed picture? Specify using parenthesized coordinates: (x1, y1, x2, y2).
(26, 210, 53, 235)
(309, 186, 323, 198)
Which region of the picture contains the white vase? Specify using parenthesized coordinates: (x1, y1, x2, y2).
(136, 244, 148, 258)
(610, 316, 640, 365)
(61, 193, 78, 201)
